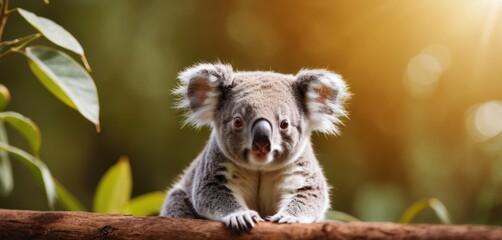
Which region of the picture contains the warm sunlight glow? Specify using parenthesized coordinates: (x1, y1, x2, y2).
(422, 44, 451, 70)
(404, 44, 451, 98)
(467, 101, 502, 142)
(408, 54, 442, 86)
(463, 0, 502, 80)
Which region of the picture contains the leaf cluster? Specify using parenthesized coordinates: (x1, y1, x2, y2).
(0, 0, 94, 211)
(0, 2, 164, 215)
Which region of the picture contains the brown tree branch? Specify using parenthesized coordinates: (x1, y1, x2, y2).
(0, 209, 501, 240)
(0, 0, 9, 41)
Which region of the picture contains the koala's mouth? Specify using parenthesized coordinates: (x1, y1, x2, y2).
(252, 151, 268, 162)
(243, 149, 280, 164)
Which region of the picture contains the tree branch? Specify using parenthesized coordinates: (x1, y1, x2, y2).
(0, 209, 501, 240)
(0, 0, 9, 41)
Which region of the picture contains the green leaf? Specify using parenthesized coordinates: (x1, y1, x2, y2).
(325, 210, 361, 222)
(93, 157, 132, 213)
(55, 179, 87, 211)
(17, 9, 82, 54)
(399, 198, 452, 224)
(120, 191, 165, 216)
(0, 112, 41, 156)
(0, 152, 13, 196)
(0, 111, 41, 196)
(17, 8, 90, 71)
(0, 142, 56, 209)
(0, 34, 41, 56)
(25, 46, 100, 128)
(0, 121, 13, 196)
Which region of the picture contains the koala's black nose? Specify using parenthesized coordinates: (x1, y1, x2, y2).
(251, 119, 272, 153)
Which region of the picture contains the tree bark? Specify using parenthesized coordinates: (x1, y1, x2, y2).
(0, 209, 501, 240)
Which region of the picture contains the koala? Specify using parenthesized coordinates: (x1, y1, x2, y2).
(160, 63, 350, 232)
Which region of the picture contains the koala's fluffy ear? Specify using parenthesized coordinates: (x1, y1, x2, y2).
(295, 69, 351, 134)
(174, 63, 234, 127)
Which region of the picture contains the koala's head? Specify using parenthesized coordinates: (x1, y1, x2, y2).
(175, 63, 350, 170)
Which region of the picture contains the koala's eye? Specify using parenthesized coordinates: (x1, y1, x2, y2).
(280, 119, 289, 130)
(233, 117, 244, 128)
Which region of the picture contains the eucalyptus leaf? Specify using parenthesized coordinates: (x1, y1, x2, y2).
(0, 142, 56, 209)
(25, 46, 100, 128)
(93, 157, 132, 213)
(0, 121, 13, 196)
(0, 153, 13, 196)
(55, 179, 87, 211)
(0, 111, 41, 155)
(120, 191, 165, 216)
(399, 198, 452, 224)
(17, 8, 90, 70)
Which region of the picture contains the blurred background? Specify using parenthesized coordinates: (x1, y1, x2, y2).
(1, 0, 501, 225)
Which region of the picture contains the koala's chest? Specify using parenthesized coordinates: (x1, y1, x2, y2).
(223, 163, 308, 217)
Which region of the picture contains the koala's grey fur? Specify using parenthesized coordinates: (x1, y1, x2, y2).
(160, 63, 350, 232)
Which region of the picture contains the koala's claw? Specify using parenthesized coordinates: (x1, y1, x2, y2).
(268, 214, 311, 224)
(222, 210, 263, 232)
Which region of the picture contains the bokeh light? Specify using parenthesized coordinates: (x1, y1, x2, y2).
(467, 101, 502, 142)
(404, 44, 451, 98)
(422, 44, 451, 70)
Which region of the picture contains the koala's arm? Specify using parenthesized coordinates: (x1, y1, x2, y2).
(270, 157, 329, 223)
(191, 147, 262, 231)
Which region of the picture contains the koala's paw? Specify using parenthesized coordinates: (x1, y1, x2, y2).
(222, 210, 263, 232)
(267, 213, 314, 224)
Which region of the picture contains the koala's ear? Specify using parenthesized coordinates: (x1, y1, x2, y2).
(174, 63, 234, 127)
(295, 69, 351, 134)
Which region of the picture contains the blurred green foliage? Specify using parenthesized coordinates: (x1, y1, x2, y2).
(0, 0, 99, 210)
(54, 156, 165, 216)
(93, 156, 164, 216)
(1, 0, 501, 225)
(400, 198, 452, 224)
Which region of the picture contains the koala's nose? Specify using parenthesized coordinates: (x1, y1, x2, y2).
(251, 119, 272, 153)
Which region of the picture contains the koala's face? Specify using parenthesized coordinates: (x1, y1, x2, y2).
(213, 73, 307, 170)
(175, 63, 349, 170)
